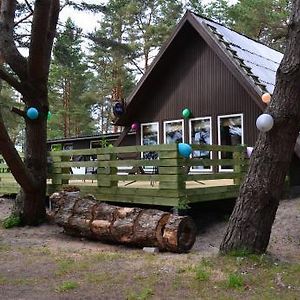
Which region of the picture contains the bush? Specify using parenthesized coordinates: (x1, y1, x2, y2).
(2, 214, 21, 229)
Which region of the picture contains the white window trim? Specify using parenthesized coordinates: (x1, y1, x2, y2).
(217, 113, 244, 172)
(189, 116, 213, 172)
(140, 122, 160, 146)
(163, 119, 185, 144)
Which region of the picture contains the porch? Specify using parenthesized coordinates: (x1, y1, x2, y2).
(0, 144, 248, 208)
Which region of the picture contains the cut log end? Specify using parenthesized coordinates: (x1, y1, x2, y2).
(163, 215, 197, 253)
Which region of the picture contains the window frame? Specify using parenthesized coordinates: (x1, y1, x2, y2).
(140, 122, 160, 146)
(163, 119, 185, 144)
(217, 113, 244, 172)
(189, 116, 213, 172)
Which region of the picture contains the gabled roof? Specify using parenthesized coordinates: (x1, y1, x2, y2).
(116, 11, 283, 125)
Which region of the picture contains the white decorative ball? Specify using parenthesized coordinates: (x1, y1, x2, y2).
(246, 147, 253, 157)
(256, 114, 274, 132)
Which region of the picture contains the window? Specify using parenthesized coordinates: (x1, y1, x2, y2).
(141, 122, 159, 146)
(163, 119, 184, 144)
(218, 114, 244, 171)
(189, 117, 212, 171)
(141, 122, 159, 173)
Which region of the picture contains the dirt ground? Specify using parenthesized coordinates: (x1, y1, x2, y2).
(0, 196, 299, 299)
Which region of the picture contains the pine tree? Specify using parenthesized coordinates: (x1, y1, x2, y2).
(49, 18, 95, 139)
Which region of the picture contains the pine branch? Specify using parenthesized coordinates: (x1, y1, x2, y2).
(0, 66, 24, 94)
(0, 0, 28, 81)
(67, 1, 107, 13)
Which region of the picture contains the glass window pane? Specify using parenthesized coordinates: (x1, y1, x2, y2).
(190, 117, 212, 171)
(218, 114, 243, 170)
(141, 123, 159, 145)
(164, 120, 184, 144)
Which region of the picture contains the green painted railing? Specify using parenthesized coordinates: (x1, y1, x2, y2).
(0, 144, 248, 207)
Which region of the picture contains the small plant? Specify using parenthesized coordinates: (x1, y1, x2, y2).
(126, 287, 154, 300)
(195, 265, 210, 281)
(56, 281, 79, 292)
(176, 198, 191, 211)
(228, 248, 252, 257)
(2, 214, 21, 229)
(227, 273, 244, 289)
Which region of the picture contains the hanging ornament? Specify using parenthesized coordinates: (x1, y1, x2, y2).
(182, 108, 191, 118)
(256, 113, 274, 132)
(113, 102, 125, 116)
(26, 107, 39, 120)
(131, 122, 139, 131)
(261, 93, 271, 104)
(178, 143, 192, 158)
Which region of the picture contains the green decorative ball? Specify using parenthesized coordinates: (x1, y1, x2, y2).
(182, 108, 191, 118)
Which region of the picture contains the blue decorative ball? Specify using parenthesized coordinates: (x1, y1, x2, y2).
(113, 102, 124, 116)
(178, 143, 192, 158)
(26, 107, 39, 120)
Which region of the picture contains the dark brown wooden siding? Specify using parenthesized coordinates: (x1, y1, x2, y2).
(126, 22, 262, 146)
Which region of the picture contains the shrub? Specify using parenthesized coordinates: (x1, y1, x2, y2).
(2, 214, 21, 229)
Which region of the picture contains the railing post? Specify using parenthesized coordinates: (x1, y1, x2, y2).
(51, 154, 69, 191)
(97, 149, 117, 188)
(233, 146, 246, 185)
(159, 144, 186, 207)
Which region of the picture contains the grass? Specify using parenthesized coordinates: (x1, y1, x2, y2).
(0, 241, 299, 299)
(226, 273, 244, 289)
(126, 287, 154, 300)
(195, 265, 210, 281)
(55, 281, 79, 292)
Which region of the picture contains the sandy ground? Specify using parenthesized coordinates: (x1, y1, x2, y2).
(0, 196, 299, 261)
(0, 196, 299, 299)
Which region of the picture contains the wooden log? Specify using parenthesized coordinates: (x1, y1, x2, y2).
(50, 191, 79, 227)
(65, 195, 97, 238)
(132, 209, 170, 249)
(50, 191, 197, 253)
(111, 207, 142, 243)
(163, 215, 197, 253)
(90, 202, 119, 241)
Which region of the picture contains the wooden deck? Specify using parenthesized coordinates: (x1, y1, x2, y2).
(0, 144, 248, 207)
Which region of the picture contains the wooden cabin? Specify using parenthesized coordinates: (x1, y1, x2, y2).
(114, 11, 300, 193)
(32, 11, 298, 205)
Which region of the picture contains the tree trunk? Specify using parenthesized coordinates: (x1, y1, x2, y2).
(19, 94, 48, 225)
(49, 191, 197, 253)
(0, 0, 60, 225)
(220, 1, 300, 254)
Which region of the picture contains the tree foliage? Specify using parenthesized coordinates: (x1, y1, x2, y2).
(49, 18, 95, 139)
(187, 0, 290, 50)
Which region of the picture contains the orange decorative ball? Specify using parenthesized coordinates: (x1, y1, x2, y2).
(261, 93, 271, 104)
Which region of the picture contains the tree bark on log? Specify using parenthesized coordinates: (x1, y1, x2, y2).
(49, 191, 197, 253)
